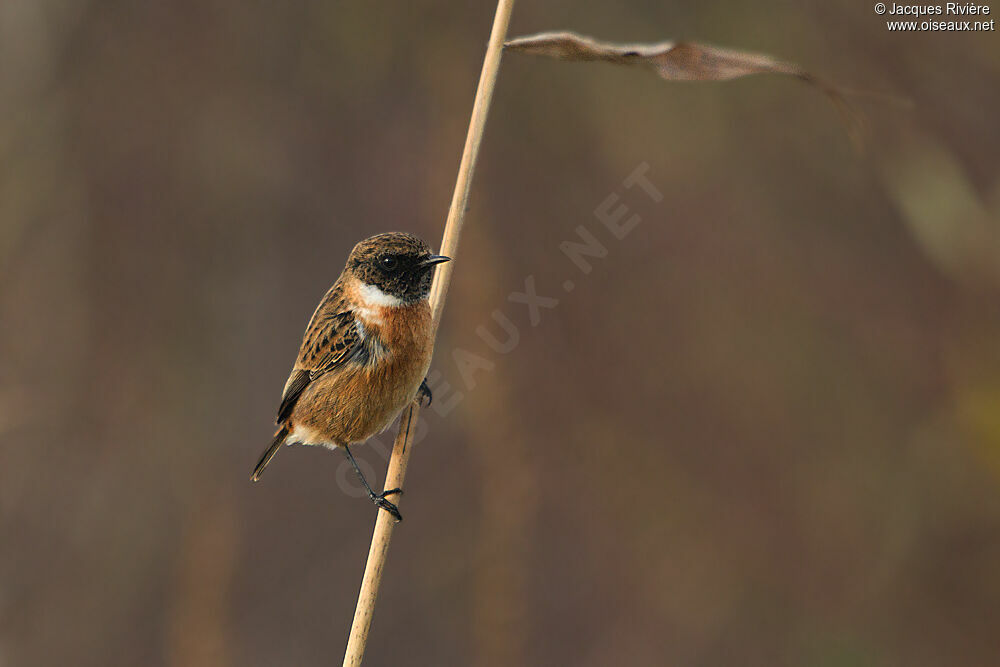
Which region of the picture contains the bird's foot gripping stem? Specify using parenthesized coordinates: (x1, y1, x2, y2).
(368, 488, 403, 521)
(343, 445, 404, 522)
(416, 378, 432, 407)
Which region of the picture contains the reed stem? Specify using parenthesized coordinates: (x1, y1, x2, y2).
(342, 2, 516, 664)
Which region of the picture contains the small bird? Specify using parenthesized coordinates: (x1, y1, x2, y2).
(252, 232, 450, 520)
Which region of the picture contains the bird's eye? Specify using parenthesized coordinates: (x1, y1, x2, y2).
(378, 255, 399, 272)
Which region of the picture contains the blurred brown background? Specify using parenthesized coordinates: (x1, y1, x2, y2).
(2, 1, 999, 666)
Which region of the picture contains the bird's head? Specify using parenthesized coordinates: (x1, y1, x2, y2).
(345, 232, 450, 303)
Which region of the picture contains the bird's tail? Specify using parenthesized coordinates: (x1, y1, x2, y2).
(252, 427, 289, 481)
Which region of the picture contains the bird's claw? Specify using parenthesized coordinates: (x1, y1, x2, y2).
(369, 489, 403, 521)
(416, 378, 432, 407)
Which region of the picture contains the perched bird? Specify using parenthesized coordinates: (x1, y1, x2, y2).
(252, 232, 450, 520)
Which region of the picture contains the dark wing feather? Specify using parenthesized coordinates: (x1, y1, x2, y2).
(276, 370, 310, 424)
(303, 310, 363, 378)
(274, 282, 367, 425)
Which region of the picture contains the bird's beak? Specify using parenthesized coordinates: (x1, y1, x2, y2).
(419, 255, 451, 268)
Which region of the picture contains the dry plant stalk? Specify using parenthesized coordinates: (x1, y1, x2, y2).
(505, 31, 867, 146)
(341, 1, 516, 664)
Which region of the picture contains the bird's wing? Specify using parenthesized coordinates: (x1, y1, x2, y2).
(275, 282, 372, 425)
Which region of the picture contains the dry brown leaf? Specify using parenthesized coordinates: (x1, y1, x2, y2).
(505, 31, 868, 146)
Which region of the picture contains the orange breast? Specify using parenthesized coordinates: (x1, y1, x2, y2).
(291, 296, 434, 446)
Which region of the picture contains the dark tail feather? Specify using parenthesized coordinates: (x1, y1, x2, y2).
(252, 427, 289, 481)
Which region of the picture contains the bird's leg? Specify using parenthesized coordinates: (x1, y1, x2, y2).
(342, 445, 403, 521)
(416, 378, 432, 406)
